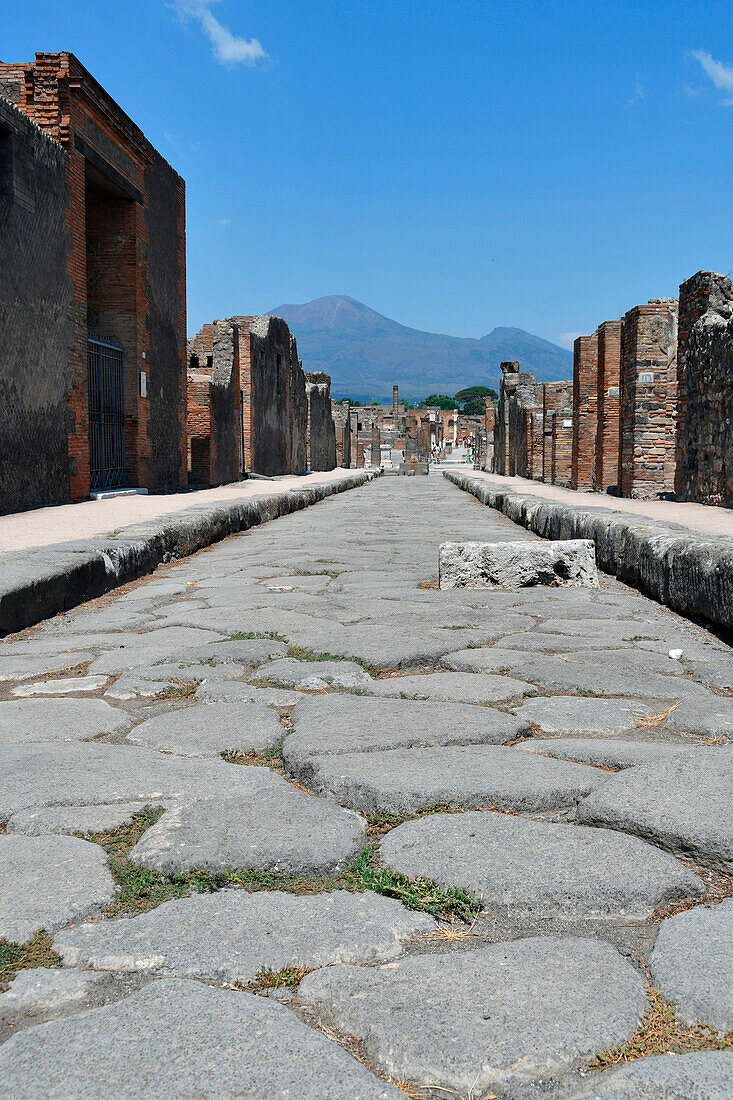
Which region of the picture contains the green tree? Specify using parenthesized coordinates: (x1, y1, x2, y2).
(419, 394, 457, 410)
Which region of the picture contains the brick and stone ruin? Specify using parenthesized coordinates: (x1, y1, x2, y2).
(493, 273, 733, 506)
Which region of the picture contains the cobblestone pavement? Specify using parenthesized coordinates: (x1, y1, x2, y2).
(0, 475, 731, 1099)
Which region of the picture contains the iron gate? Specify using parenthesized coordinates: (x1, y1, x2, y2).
(87, 336, 126, 490)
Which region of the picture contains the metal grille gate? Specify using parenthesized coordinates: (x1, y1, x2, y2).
(87, 336, 126, 491)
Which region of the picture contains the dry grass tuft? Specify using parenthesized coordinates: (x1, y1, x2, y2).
(635, 701, 679, 728)
(249, 965, 310, 990)
(652, 863, 733, 922)
(155, 679, 200, 700)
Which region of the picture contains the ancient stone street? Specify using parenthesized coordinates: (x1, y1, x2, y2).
(0, 474, 731, 1099)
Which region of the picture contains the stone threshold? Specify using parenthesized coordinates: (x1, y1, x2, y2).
(0, 471, 378, 636)
(444, 470, 733, 634)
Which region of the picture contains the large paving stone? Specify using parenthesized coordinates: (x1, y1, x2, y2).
(0, 969, 106, 1015)
(11, 675, 110, 697)
(0, 652, 96, 682)
(7, 802, 162, 836)
(305, 744, 608, 815)
(0, 741, 286, 818)
(576, 748, 733, 872)
(380, 811, 703, 918)
(516, 738, 695, 770)
(512, 697, 661, 735)
(366, 670, 536, 704)
(285, 694, 528, 785)
(0, 699, 132, 745)
(0, 835, 114, 942)
(129, 788, 367, 874)
(298, 936, 646, 1094)
(567, 1051, 733, 1099)
(196, 680, 303, 707)
(649, 900, 733, 1030)
(126, 702, 284, 758)
(56, 889, 433, 981)
(439, 538, 599, 589)
(169, 637, 289, 666)
(0, 978, 402, 1098)
(253, 657, 372, 689)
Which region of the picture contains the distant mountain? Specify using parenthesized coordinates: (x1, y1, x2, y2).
(268, 295, 572, 402)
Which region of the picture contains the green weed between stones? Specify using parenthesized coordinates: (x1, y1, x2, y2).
(224, 631, 288, 643)
(0, 932, 62, 991)
(248, 964, 310, 991)
(76, 809, 480, 923)
(286, 645, 383, 676)
(221, 741, 285, 774)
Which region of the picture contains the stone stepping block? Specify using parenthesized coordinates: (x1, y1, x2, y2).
(0, 741, 286, 819)
(566, 1051, 733, 1099)
(126, 702, 284, 758)
(380, 811, 703, 918)
(516, 738, 695, 770)
(285, 695, 528, 786)
(11, 675, 110, 697)
(649, 900, 733, 1030)
(0, 835, 115, 942)
(577, 748, 733, 873)
(365, 671, 536, 704)
(0, 698, 132, 745)
(0, 978, 402, 1099)
(0, 969, 106, 1016)
(7, 802, 162, 836)
(55, 889, 434, 982)
(438, 538, 599, 589)
(512, 697, 661, 736)
(252, 658, 372, 689)
(305, 744, 608, 815)
(298, 936, 646, 1095)
(0, 651, 96, 683)
(129, 788, 367, 874)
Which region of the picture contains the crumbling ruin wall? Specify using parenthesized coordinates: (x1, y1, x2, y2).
(542, 382, 572, 483)
(594, 320, 622, 493)
(186, 320, 240, 486)
(304, 372, 337, 471)
(551, 410, 573, 486)
(493, 362, 519, 475)
(675, 271, 733, 506)
(331, 399, 351, 467)
(571, 333, 598, 490)
(506, 373, 541, 477)
(0, 96, 75, 513)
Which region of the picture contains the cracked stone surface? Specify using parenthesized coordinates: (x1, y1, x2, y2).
(511, 696, 660, 735)
(126, 702, 284, 757)
(0, 970, 106, 1015)
(380, 811, 704, 918)
(0, 835, 115, 942)
(0, 979, 403, 1098)
(55, 890, 434, 981)
(365, 669, 537, 703)
(567, 1051, 733, 1099)
(6, 802, 162, 836)
(648, 900, 733, 1030)
(129, 788, 367, 874)
(515, 737, 696, 769)
(0, 698, 132, 744)
(297, 936, 646, 1094)
(252, 657, 372, 689)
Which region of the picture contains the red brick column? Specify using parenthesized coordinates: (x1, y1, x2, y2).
(571, 333, 598, 490)
(594, 319, 622, 493)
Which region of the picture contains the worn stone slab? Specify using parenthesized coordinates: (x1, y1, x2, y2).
(298, 936, 646, 1094)
(0, 835, 114, 942)
(0, 652, 96, 682)
(7, 802, 162, 836)
(285, 695, 528, 786)
(512, 697, 661, 735)
(127, 703, 284, 758)
(196, 680, 303, 707)
(305, 744, 608, 815)
(577, 748, 733, 872)
(381, 811, 703, 918)
(56, 889, 433, 981)
(567, 1051, 733, 1099)
(168, 637, 289, 666)
(11, 675, 110, 697)
(0, 978, 402, 1099)
(366, 670, 536, 704)
(439, 538, 599, 590)
(649, 900, 733, 1030)
(0, 741, 286, 818)
(252, 657, 372, 689)
(130, 788, 366, 874)
(516, 738, 695, 770)
(0, 698, 133, 745)
(0, 969, 105, 1015)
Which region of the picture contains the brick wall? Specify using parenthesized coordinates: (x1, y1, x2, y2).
(506, 374, 541, 477)
(571, 333, 598, 490)
(618, 298, 678, 499)
(551, 409, 574, 486)
(675, 271, 733, 506)
(542, 382, 572, 482)
(186, 320, 241, 486)
(594, 320, 622, 493)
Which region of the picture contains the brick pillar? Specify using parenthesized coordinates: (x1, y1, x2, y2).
(618, 298, 678, 499)
(542, 382, 572, 482)
(392, 385, 398, 420)
(571, 333, 598, 490)
(552, 409, 573, 486)
(594, 319, 622, 493)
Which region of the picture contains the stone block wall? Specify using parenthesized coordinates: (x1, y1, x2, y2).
(618, 298, 678, 499)
(187, 320, 241, 487)
(331, 399, 351, 467)
(493, 361, 520, 475)
(675, 271, 733, 506)
(542, 382, 572, 482)
(551, 409, 574, 486)
(506, 373, 541, 477)
(571, 333, 598, 490)
(594, 320, 622, 493)
(304, 372, 337, 471)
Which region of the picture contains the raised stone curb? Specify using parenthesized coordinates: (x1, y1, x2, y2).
(444, 470, 733, 632)
(0, 471, 378, 636)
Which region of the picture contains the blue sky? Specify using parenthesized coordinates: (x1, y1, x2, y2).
(4, 1, 733, 345)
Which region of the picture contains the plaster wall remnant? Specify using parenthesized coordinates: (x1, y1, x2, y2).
(675, 271, 733, 507)
(304, 372, 337, 471)
(571, 333, 598, 491)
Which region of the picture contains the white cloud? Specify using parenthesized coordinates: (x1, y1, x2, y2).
(692, 49, 733, 105)
(173, 0, 266, 66)
(558, 332, 584, 349)
(218, 217, 230, 226)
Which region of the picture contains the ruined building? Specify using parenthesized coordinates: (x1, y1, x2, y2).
(331, 400, 351, 467)
(186, 321, 242, 486)
(304, 372, 337, 471)
(0, 53, 187, 512)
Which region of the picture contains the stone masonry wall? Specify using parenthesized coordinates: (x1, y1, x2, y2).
(187, 320, 241, 486)
(304, 371, 337, 471)
(542, 382, 572, 483)
(332, 399, 351, 467)
(571, 333, 598, 490)
(594, 320, 622, 493)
